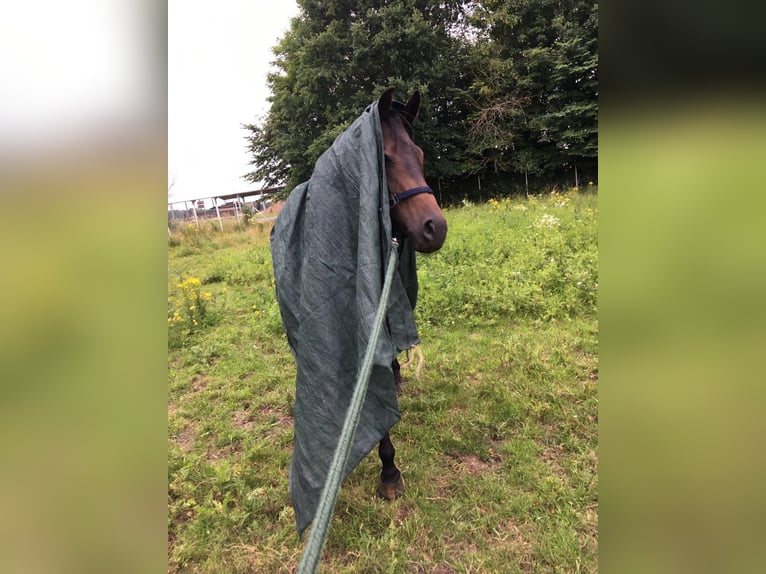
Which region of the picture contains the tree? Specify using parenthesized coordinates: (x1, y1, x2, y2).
(467, 0, 598, 186)
(244, 0, 598, 199)
(243, 0, 473, 195)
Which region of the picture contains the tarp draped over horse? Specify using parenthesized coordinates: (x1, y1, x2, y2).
(270, 99, 421, 537)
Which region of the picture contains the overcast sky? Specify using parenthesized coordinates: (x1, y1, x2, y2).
(168, 0, 299, 205)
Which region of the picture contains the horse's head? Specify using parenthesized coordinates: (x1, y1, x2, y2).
(379, 88, 447, 253)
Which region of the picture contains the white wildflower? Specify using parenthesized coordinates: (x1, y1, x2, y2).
(537, 213, 559, 228)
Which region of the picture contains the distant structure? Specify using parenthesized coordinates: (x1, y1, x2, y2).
(168, 185, 284, 231)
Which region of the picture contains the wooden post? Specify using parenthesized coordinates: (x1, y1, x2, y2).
(477, 174, 481, 202)
(191, 201, 199, 228)
(525, 169, 529, 198)
(214, 199, 223, 232)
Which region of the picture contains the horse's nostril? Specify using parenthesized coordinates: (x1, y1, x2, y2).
(423, 219, 435, 241)
(419, 217, 447, 252)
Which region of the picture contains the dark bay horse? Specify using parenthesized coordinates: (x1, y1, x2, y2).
(376, 87, 447, 499)
(272, 88, 447, 530)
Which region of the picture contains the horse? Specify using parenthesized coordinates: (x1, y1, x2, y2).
(271, 87, 447, 535)
(375, 87, 447, 499)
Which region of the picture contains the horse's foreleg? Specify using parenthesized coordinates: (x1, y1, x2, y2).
(378, 432, 405, 500)
(378, 360, 405, 499)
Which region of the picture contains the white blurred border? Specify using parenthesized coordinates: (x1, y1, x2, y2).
(0, 0, 163, 161)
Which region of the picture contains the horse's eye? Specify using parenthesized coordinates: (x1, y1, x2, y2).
(384, 155, 393, 165)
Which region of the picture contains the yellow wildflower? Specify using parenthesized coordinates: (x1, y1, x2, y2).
(178, 277, 201, 290)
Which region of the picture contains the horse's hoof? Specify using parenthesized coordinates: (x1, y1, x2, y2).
(378, 475, 405, 500)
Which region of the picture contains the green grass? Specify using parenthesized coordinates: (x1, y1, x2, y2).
(168, 189, 598, 573)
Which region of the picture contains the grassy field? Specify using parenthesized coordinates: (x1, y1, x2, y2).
(168, 188, 598, 573)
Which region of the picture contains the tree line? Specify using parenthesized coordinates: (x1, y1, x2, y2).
(243, 0, 597, 204)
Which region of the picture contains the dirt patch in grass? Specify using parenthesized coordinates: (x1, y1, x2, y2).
(575, 502, 599, 562)
(394, 503, 413, 526)
(258, 405, 294, 437)
(174, 422, 196, 452)
(464, 374, 483, 386)
(453, 453, 502, 476)
(460, 454, 490, 475)
(191, 374, 210, 393)
(490, 518, 532, 556)
(168, 402, 195, 451)
(233, 408, 255, 430)
(207, 443, 242, 462)
(167, 536, 179, 574)
(446, 404, 470, 419)
(584, 503, 598, 531)
(426, 452, 502, 500)
(443, 528, 535, 573)
(540, 444, 567, 479)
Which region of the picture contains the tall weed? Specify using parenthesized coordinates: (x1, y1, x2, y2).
(168, 277, 221, 349)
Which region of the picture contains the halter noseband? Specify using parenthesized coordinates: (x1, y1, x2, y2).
(390, 185, 434, 208)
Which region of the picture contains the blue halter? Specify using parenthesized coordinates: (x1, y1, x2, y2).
(389, 185, 434, 208)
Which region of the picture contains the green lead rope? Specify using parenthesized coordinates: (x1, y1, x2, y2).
(297, 238, 401, 574)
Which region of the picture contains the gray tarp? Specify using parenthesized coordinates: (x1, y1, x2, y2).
(270, 100, 420, 536)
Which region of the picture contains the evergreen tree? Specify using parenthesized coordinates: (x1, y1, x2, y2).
(243, 0, 472, 194)
(244, 0, 598, 198)
(467, 0, 598, 187)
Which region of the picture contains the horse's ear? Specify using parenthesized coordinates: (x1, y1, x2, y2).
(404, 90, 421, 123)
(379, 87, 396, 119)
